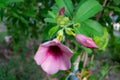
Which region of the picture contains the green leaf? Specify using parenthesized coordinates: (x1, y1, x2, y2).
(0, 1, 7, 8)
(22, 10, 36, 18)
(108, 6, 120, 12)
(51, 5, 59, 15)
(0, 8, 4, 21)
(82, 46, 92, 54)
(6, 0, 24, 3)
(20, 17, 28, 25)
(84, 19, 104, 36)
(94, 28, 109, 50)
(48, 26, 59, 38)
(74, 19, 104, 37)
(48, 11, 56, 18)
(78, 61, 83, 71)
(76, 0, 88, 10)
(113, 0, 120, 5)
(12, 11, 20, 18)
(115, 37, 120, 44)
(11, 11, 28, 24)
(44, 18, 56, 23)
(74, 0, 102, 22)
(55, 0, 74, 18)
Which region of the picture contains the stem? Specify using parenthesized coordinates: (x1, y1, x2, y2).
(91, 54, 94, 63)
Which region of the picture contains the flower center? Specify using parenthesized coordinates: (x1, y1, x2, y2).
(48, 46, 62, 55)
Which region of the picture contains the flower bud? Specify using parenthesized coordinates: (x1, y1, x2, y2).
(58, 7, 65, 16)
(57, 30, 64, 41)
(75, 34, 98, 48)
(73, 23, 80, 27)
(65, 28, 75, 36)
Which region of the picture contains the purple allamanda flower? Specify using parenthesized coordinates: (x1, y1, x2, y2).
(75, 34, 98, 48)
(34, 38, 73, 74)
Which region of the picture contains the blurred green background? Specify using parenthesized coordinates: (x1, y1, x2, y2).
(0, 0, 120, 80)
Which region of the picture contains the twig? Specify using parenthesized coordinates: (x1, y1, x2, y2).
(96, 0, 108, 21)
(83, 52, 88, 68)
(103, 0, 108, 7)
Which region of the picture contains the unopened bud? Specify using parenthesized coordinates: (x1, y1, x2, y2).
(58, 7, 65, 16)
(75, 34, 98, 48)
(57, 30, 64, 41)
(65, 28, 75, 36)
(73, 23, 80, 27)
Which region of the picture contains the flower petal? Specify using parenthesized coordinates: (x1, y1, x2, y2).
(34, 38, 73, 74)
(34, 47, 48, 65)
(58, 54, 71, 70)
(41, 38, 60, 47)
(58, 44, 73, 57)
(41, 55, 59, 74)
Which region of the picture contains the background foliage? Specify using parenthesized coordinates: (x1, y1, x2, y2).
(0, 0, 120, 80)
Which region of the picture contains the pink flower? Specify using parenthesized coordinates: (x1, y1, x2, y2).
(75, 34, 98, 48)
(34, 38, 73, 74)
